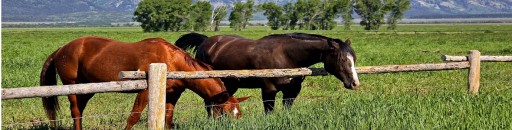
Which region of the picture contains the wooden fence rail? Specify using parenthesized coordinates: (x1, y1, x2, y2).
(2, 80, 147, 100)
(119, 62, 471, 79)
(442, 55, 512, 62)
(4, 61, 472, 100)
(119, 68, 314, 79)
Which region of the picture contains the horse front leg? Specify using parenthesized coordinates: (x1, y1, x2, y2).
(204, 101, 213, 117)
(262, 90, 278, 114)
(282, 77, 305, 109)
(165, 88, 184, 129)
(262, 80, 278, 114)
(124, 90, 149, 130)
(68, 94, 95, 130)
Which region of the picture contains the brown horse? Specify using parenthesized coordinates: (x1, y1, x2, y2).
(176, 33, 360, 113)
(40, 36, 249, 130)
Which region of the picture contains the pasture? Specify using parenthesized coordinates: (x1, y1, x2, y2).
(2, 24, 512, 129)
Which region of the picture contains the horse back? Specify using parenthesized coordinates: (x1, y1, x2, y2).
(53, 36, 174, 82)
(205, 35, 299, 70)
(198, 35, 258, 69)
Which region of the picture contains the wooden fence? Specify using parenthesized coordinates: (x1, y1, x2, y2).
(442, 55, 512, 62)
(3, 50, 509, 129)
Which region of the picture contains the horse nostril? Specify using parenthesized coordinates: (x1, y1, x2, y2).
(350, 82, 360, 90)
(343, 83, 352, 89)
(352, 80, 360, 87)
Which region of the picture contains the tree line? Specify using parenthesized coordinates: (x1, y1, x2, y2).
(133, 0, 410, 32)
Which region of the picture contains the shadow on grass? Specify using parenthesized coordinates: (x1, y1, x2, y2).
(2, 123, 68, 130)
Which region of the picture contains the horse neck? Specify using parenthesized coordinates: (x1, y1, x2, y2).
(182, 78, 227, 103)
(172, 53, 227, 102)
(283, 40, 328, 67)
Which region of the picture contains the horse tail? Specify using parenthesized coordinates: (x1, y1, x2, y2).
(175, 32, 208, 53)
(40, 47, 61, 128)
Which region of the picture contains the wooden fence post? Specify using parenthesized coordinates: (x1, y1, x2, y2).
(468, 50, 481, 95)
(147, 63, 167, 130)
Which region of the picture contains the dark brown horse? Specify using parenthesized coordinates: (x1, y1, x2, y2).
(40, 36, 249, 130)
(175, 33, 360, 113)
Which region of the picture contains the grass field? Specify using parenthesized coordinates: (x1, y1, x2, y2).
(2, 24, 512, 129)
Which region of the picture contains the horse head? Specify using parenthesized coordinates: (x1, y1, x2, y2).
(211, 94, 250, 119)
(322, 38, 360, 90)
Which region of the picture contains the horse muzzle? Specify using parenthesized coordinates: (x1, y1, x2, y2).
(344, 81, 359, 90)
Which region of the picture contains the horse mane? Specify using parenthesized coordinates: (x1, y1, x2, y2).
(263, 33, 327, 41)
(263, 33, 356, 59)
(162, 42, 214, 70)
(184, 55, 214, 70)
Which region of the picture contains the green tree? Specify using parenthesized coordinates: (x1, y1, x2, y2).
(260, 2, 283, 30)
(166, 0, 192, 32)
(211, 5, 228, 31)
(133, 0, 202, 32)
(191, 1, 212, 31)
(295, 0, 341, 30)
(282, 2, 296, 30)
(133, 0, 169, 32)
(383, 0, 410, 30)
(339, 0, 354, 30)
(317, 0, 341, 30)
(294, 0, 308, 29)
(242, 0, 256, 29)
(301, 0, 322, 30)
(354, 0, 387, 30)
(229, 2, 244, 31)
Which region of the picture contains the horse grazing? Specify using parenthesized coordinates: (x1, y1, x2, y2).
(176, 33, 360, 113)
(40, 36, 249, 130)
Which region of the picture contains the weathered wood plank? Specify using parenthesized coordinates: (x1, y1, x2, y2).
(1, 80, 147, 100)
(311, 62, 469, 75)
(119, 68, 314, 79)
(442, 55, 512, 62)
(468, 50, 481, 95)
(355, 62, 470, 74)
(147, 63, 166, 130)
(119, 62, 470, 79)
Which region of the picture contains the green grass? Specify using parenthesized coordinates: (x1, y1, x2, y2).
(2, 24, 512, 129)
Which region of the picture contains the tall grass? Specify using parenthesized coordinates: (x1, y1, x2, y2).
(2, 24, 512, 129)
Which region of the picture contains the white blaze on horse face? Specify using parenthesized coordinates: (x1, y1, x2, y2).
(233, 107, 239, 117)
(347, 54, 360, 86)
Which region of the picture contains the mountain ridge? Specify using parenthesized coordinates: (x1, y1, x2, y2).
(2, 0, 512, 22)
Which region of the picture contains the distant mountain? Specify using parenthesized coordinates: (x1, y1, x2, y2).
(2, 0, 512, 22)
(2, 0, 141, 22)
(407, 0, 512, 18)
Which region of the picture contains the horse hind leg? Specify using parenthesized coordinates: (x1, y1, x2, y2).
(165, 88, 185, 129)
(124, 90, 149, 130)
(68, 94, 95, 130)
(62, 75, 94, 130)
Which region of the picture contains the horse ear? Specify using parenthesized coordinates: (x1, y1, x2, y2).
(328, 40, 340, 50)
(236, 96, 251, 102)
(345, 39, 351, 45)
